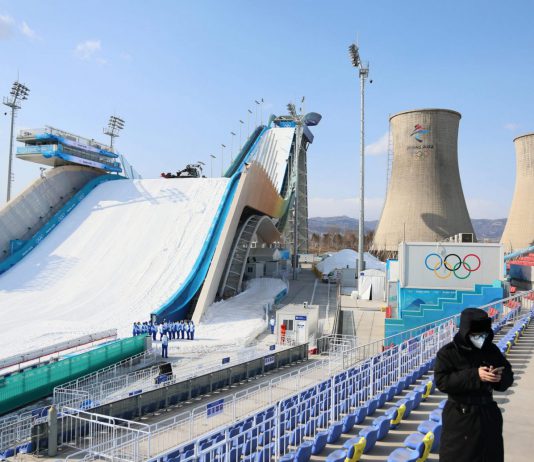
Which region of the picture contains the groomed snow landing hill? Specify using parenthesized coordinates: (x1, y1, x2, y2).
(170, 278, 287, 354)
(0, 178, 229, 360)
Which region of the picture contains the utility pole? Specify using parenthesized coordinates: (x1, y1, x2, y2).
(3, 80, 30, 202)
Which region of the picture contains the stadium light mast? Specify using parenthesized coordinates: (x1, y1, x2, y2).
(210, 154, 216, 178)
(247, 109, 252, 135)
(103, 115, 125, 151)
(349, 42, 369, 283)
(230, 131, 236, 163)
(239, 120, 244, 150)
(3, 80, 30, 202)
(220, 144, 226, 176)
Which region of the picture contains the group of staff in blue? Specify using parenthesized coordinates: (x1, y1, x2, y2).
(132, 320, 195, 341)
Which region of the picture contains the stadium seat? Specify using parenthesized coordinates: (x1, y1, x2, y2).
(372, 415, 391, 440)
(366, 398, 379, 415)
(256, 443, 274, 462)
(325, 449, 347, 462)
(429, 408, 442, 423)
(403, 431, 434, 460)
(386, 447, 420, 462)
(386, 404, 406, 429)
(358, 426, 378, 453)
(352, 406, 367, 424)
(285, 440, 313, 462)
(406, 390, 423, 410)
(326, 422, 343, 444)
(377, 391, 388, 408)
(344, 437, 366, 462)
(417, 421, 442, 452)
(342, 413, 356, 433)
(311, 431, 328, 455)
(396, 398, 414, 418)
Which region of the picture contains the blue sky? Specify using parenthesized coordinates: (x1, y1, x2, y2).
(1, 0, 533, 219)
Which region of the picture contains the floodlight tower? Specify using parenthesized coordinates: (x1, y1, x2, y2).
(210, 154, 216, 178)
(349, 42, 369, 281)
(3, 80, 30, 202)
(220, 144, 226, 176)
(103, 115, 125, 151)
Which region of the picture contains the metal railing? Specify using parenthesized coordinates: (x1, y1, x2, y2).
(54, 343, 295, 411)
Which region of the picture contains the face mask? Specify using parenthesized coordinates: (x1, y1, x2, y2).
(469, 333, 488, 349)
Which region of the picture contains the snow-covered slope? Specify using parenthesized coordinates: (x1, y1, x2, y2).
(0, 178, 229, 359)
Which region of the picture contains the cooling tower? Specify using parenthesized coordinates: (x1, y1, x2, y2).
(372, 108, 474, 258)
(500, 133, 534, 251)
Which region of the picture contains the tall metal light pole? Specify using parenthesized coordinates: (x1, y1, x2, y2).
(349, 43, 369, 284)
(230, 132, 236, 163)
(3, 80, 30, 202)
(103, 115, 125, 151)
(239, 120, 244, 150)
(220, 144, 226, 176)
(210, 154, 216, 178)
(247, 109, 252, 135)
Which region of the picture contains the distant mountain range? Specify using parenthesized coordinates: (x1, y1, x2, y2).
(308, 216, 507, 241)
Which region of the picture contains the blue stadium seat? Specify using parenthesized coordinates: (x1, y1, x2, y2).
(325, 449, 347, 462)
(342, 413, 356, 433)
(372, 415, 391, 440)
(342, 436, 362, 450)
(304, 418, 316, 436)
(366, 398, 379, 415)
(359, 426, 378, 453)
(286, 440, 313, 462)
(289, 426, 305, 447)
(256, 443, 274, 462)
(311, 431, 329, 455)
(429, 408, 442, 423)
(386, 448, 420, 462)
(417, 420, 442, 452)
(352, 406, 367, 424)
(406, 390, 422, 410)
(326, 422, 344, 444)
(377, 391, 388, 408)
(396, 398, 414, 418)
(385, 385, 397, 402)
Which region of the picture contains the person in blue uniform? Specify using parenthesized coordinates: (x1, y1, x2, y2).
(184, 321, 190, 340)
(132, 322, 140, 336)
(161, 333, 169, 358)
(189, 321, 195, 340)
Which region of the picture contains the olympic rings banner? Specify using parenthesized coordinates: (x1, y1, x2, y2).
(399, 242, 504, 290)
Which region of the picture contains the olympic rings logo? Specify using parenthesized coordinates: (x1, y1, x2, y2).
(424, 253, 481, 280)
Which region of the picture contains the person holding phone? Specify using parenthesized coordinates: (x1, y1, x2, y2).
(435, 307, 514, 462)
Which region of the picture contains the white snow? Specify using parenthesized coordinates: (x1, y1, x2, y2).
(170, 278, 287, 354)
(0, 178, 229, 360)
(316, 249, 386, 274)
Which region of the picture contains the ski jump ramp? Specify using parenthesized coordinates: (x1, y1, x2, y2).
(0, 119, 315, 359)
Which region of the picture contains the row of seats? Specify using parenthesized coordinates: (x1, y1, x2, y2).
(151, 307, 527, 462)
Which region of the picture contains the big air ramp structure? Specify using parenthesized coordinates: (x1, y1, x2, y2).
(501, 133, 534, 252)
(372, 108, 475, 259)
(0, 113, 318, 360)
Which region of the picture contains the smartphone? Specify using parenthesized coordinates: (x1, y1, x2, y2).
(491, 366, 504, 374)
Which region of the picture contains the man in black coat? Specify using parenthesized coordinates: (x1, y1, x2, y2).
(435, 308, 514, 462)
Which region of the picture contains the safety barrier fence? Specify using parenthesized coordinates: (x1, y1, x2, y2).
(8, 290, 533, 460)
(0, 329, 118, 374)
(0, 337, 151, 453)
(54, 343, 299, 411)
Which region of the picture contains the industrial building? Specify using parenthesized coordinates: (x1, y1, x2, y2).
(372, 108, 474, 259)
(501, 133, 534, 251)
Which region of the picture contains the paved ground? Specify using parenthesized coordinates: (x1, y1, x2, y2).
(339, 294, 386, 345)
(502, 326, 534, 461)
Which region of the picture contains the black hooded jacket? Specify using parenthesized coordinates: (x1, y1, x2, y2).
(434, 308, 514, 462)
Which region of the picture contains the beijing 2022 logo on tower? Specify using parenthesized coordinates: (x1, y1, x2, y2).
(408, 124, 433, 159)
(424, 253, 481, 280)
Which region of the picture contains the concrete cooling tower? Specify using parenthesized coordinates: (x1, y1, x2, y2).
(372, 108, 474, 258)
(501, 133, 534, 251)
